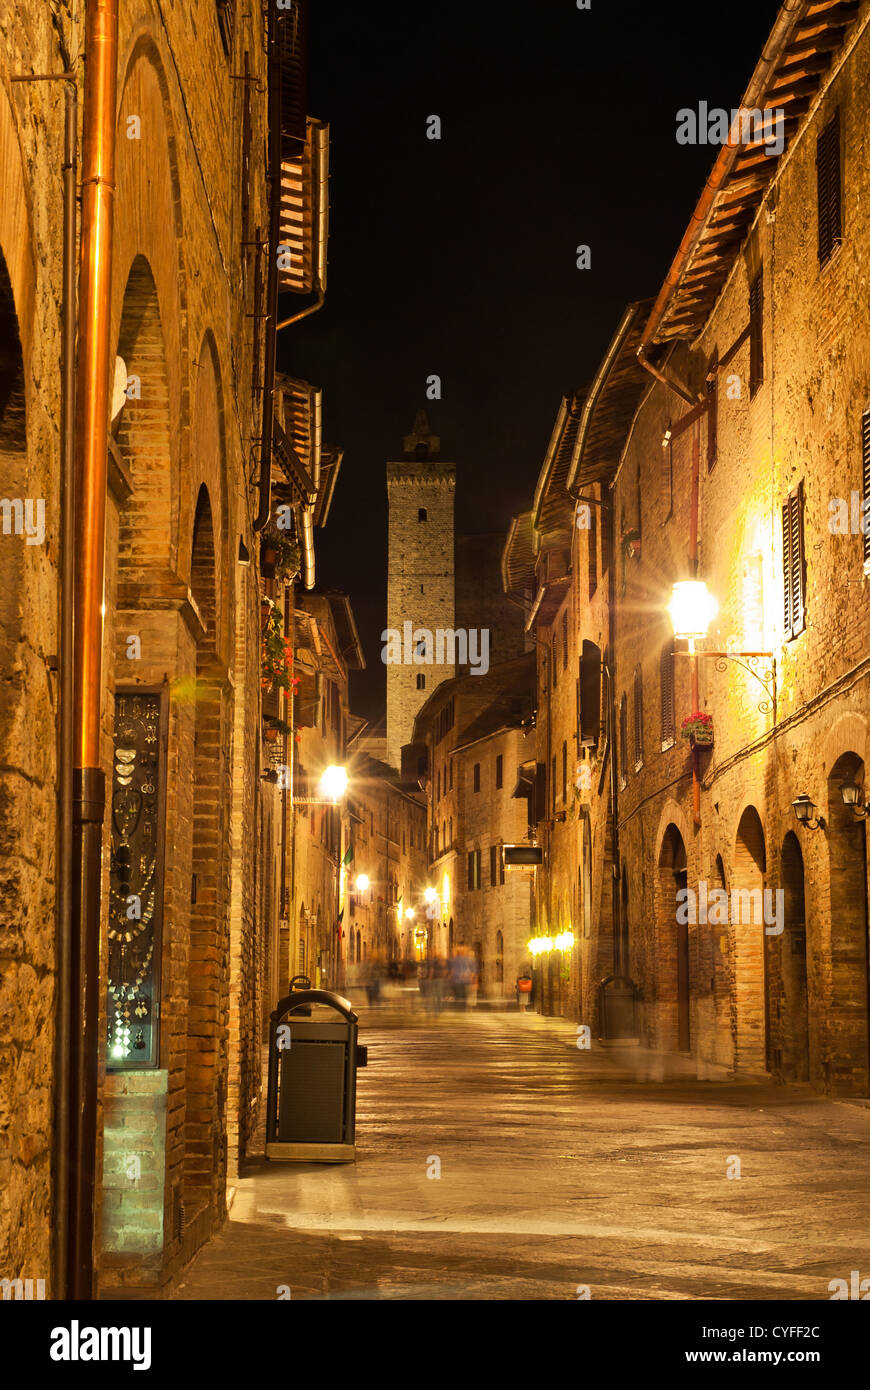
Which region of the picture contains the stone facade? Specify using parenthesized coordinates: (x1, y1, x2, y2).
(385, 413, 455, 771)
(505, 3, 870, 1096)
(0, 0, 323, 1296)
(410, 651, 536, 990)
(344, 754, 428, 969)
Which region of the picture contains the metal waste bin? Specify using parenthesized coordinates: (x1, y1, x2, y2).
(598, 975, 638, 1039)
(265, 989, 368, 1163)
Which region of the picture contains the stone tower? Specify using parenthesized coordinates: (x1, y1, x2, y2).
(385, 411, 455, 770)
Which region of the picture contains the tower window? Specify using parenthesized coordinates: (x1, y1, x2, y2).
(417, 673, 426, 690)
(418, 507, 428, 522)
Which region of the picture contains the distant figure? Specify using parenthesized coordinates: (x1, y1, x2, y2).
(364, 956, 381, 1007)
(516, 972, 533, 1013)
(428, 956, 447, 1011)
(449, 947, 476, 1011)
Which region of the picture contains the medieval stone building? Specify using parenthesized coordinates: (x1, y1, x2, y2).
(0, 0, 342, 1298)
(505, 0, 870, 1096)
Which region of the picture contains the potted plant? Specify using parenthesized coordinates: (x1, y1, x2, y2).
(680, 710, 714, 749)
(261, 606, 300, 699)
(263, 716, 291, 744)
(621, 527, 641, 560)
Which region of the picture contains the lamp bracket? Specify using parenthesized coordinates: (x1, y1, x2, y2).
(675, 649, 776, 719)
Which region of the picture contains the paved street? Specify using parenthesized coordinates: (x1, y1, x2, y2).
(174, 1005, 870, 1301)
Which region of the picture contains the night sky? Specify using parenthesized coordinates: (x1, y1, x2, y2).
(279, 0, 782, 720)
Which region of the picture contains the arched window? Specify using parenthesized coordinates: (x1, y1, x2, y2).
(416, 673, 426, 690)
(418, 507, 428, 522)
(633, 665, 644, 769)
(660, 641, 675, 748)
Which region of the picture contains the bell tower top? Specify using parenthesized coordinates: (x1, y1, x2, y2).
(403, 410, 440, 460)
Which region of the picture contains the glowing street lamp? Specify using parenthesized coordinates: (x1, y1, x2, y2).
(355, 873, 370, 893)
(318, 764, 348, 804)
(424, 886, 437, 904)
(668, 579, 718, 643)
(405, 907, 415, 920)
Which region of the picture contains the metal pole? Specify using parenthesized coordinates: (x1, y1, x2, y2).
(71, 0, 118, 1299)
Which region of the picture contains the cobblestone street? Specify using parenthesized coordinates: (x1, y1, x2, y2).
(174, 1006, 870, 1301)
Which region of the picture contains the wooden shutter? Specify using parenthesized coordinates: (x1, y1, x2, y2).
(817, 109, 842, 267)
(588, 504, 598, 598)
(579, 641, 601, 746)
(782, 482, 806, 640)
(660, 643, 675, 745)
(749, 271, 764, 397)
(706, 356, 718, 471)
(619, 695, 627, 786)
(633, 666, 644, 768)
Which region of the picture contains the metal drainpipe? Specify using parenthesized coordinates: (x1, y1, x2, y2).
(71, 0, 118, 1300)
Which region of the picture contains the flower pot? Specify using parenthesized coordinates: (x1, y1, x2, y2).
(689, 732, 714, 750)
(263, 725, 280, 744)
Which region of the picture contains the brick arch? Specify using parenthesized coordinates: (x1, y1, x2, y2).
(112, 34, 186, 570)
(732, 805, 767, 1074)
(115, 255, 174, 576)
(821, 713, 867, 804)
(185, 330, 230, 664)
(184, 477, 231, 1216)
(653, 796, 692, 868)
(0, 78, 36, 361)
(825, 750, 869, 1094)
(655, 822, 690, 1053)
(0, 248, 27, 746)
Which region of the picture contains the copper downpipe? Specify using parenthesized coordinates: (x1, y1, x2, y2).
(71, 0, 118, 1299)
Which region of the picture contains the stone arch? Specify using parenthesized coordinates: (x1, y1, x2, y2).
(112, 33, 187, 571)
(0, 249, 28, 709)
(653, 796, 692, 869)
(185, 331, 230, 664)
(825, 751, 869, 1093)
(766, 830, 810, 1083)
(0, 79, 36, 361)
(732, 805, 767, 1073)
(656, 823, 690, 1052)
(115, 255, 174, 578)
(184, 483, 230, 1214)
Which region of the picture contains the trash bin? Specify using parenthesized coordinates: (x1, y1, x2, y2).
(598, 975, 638, 1039)
(265, 989, 368, 1163)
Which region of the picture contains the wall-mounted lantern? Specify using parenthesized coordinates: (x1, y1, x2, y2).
(791, 794, 825, 831)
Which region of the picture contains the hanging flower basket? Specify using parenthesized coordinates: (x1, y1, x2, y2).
(261, 605, 300, 698)
(681, 710, 714, 748)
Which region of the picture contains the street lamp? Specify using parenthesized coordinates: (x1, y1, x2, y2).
(318, 764, 348, 804)
(792, 794, 825, 831)
(839, 780, 867, 819)
(405, 907, 415, 920)
(355, 873, 370, 893)
(424, 886, 437, 904)
(668, 579, 719, 644)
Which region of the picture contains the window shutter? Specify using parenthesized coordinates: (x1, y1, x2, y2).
(633, 666, 644, 768)
(579, 641, 601, 746)
(749, 271, 764, 397)
(588, 504, 598, 598)
(817, 109, 842, 267)
(619, 695, 627, 787)
(862, 409, 870, 571)
(782, 482, 806, 640)
(660, 643, 675, 745)
(706, 356, 718, 471)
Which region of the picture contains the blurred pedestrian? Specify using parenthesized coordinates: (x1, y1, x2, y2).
(450, 946, 475, 1011)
